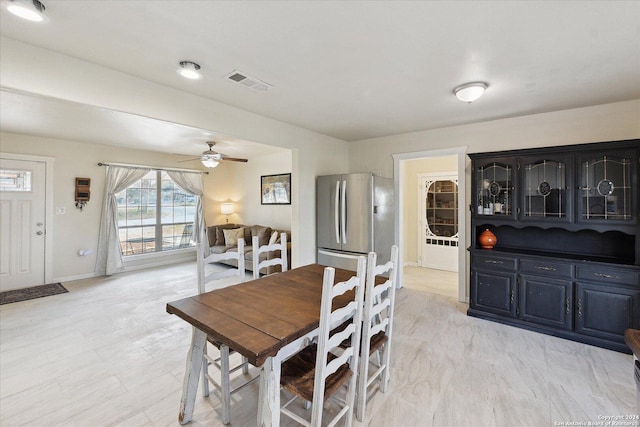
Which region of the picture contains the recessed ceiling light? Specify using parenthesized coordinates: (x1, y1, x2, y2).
(177, 61, 202, 80)
(453, 82, 488, 103)
(6, 0, 47, 22)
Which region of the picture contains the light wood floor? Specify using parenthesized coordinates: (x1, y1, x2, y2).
(403, 265, 458, 299)
(0, 261, 636, 426)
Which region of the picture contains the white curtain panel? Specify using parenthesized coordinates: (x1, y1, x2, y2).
(95, 166, 151, 276)
(167, 170, 205, 245)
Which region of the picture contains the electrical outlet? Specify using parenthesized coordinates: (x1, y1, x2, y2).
(56, 207, 66, 215)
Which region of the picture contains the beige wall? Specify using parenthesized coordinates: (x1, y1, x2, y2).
(402, 156, 457, 264)
(203, 151, 293, 231)
(0, 132, 293, 281)
(348, 100, 640, 178)
(1, 37, 349, 268)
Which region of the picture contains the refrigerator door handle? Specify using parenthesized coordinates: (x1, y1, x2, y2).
(341, 179, 347, 244)
(334, 180, 340, 244)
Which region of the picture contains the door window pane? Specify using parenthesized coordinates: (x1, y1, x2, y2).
(0, 169, 32, 192)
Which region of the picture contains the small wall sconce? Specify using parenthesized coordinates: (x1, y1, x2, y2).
(75, 177, 90, 211)
(221, 203, 235, 223)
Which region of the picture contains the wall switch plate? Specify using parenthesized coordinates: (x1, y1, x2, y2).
(56, 207, 66, 214)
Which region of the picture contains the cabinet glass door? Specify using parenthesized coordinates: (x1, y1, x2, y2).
(522, 159, 567, 219)
(476, 162, 513, 217)
(579, 153, 633, 222)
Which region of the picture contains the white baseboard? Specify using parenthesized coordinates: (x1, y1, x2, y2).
(123, 251, 196, 272)
(53, 272, 97, 283)
(54, 252, 196, 283)
(403, 261, 418, 267)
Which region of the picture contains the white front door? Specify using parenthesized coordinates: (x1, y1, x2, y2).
(0, 159, 47, 291)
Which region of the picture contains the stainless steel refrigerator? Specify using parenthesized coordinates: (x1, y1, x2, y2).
(317, 173, 394, 271)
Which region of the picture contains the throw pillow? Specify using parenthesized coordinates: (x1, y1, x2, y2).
(223, 227, 245, 247)
(216, 223, 238, 246)
(207, 226, 218, 247)
(268, 230, 279, 246)
(252, 225, 273, 247)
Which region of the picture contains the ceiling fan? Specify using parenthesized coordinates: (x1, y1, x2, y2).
(179, 141, 248, 168)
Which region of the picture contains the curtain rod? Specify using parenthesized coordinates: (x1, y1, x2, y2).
(97, 162, 208, 174)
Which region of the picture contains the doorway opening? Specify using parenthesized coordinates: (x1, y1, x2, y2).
(393, 147, 468, 302)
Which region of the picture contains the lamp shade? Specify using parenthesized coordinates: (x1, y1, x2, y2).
(220, 203, 235, 215)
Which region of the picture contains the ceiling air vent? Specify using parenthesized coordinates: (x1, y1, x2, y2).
(225, 70, 273, 92)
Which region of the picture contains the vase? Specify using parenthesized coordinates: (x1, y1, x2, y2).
(479, 229, 497, 249)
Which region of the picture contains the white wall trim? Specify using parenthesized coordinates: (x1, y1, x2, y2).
(54, 272, 97, 283)
(123, 251, 196, 272)
(393, 146, 468, 302)
(0, 151, 56, 286)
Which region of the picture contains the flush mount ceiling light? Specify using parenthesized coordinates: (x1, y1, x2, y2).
(6, 0, 47, 22)
(453, 82, 488, 103)
(177, 61, 202, 80)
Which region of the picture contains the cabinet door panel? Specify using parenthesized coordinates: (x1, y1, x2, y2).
(520, 155, 572, 222)
(472, 270, 516, 318)
(519, 275, 573, 330)
(474, 158, 516, 220)
(577, 150, 637, 225)
(576, 283, 640, 342)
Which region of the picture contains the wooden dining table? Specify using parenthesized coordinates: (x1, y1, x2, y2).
(166, 263, 360, 426)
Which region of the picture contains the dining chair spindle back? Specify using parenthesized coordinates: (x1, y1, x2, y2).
(196, 239, 257, 425)
(356, 245, 399, 422)
(252, 232, 287, 279)
(279, 257, 366, 427)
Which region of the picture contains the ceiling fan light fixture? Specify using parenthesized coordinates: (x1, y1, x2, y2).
(178, 61, 202, 80)
(201, 157, 219, 168)
(6, 0, 47, 22)
(453, 82, 488, 103)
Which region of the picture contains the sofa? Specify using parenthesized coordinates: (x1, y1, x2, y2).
(206, 223, 291, 275)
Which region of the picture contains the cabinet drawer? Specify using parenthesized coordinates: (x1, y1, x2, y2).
(520, 259, 573, 278)
(576, 265, 639, 286)
(472, 254, 517, 271)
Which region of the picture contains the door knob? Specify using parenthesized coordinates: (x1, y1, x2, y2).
(36, 231, 44, 235)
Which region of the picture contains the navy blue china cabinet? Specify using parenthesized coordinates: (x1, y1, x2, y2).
(468, 139, 640, 353)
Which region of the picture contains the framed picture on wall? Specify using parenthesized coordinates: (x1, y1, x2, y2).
(261, 173, 291, 205)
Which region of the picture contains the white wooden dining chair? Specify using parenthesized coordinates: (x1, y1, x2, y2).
(196, 239, 258, 425)
(355, 245, 399, 422)
(252, 232, 287, 279)
(279, 257, 366, 427)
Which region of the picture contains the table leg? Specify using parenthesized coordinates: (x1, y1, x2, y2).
(179, 327, 206, 424)
(257, 354, 281, 427)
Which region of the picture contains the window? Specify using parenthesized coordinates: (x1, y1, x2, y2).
(0, 169, 32, 192)
(116, 170, 195, 255)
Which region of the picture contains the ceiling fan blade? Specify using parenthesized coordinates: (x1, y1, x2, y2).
(177, 158, 201, 163)
(222, 157, 248, 163)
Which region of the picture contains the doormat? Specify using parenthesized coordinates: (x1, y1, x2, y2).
(0, 283, 68, 305)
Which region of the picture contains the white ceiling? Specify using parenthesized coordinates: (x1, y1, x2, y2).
(1, 1, 639, 155)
